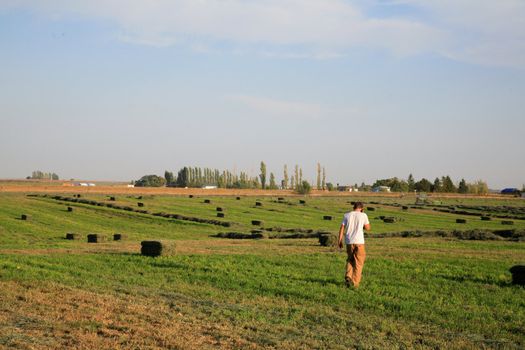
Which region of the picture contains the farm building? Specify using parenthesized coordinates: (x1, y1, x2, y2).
(372, 186, 391, 193)
(337, 186, 353, 192)
(202, 185, 218, 189)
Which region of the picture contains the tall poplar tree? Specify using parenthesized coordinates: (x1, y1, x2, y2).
(283, 165, 289, 189)
(316, 163, 321, 190)
(259, 161, 267, 189)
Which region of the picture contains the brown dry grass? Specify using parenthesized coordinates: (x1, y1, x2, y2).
(0, 182, 511, 201)
(0, 280, 254, 350)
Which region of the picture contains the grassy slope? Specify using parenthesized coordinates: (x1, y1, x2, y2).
(0, 193, 524, 349)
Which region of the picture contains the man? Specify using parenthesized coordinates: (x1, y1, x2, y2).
(338, 202, 371, 288)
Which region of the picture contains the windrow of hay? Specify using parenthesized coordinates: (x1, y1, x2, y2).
(368, 229, 525, 241)
(212, 232, 267, 239)
(44, 195, 232, 227)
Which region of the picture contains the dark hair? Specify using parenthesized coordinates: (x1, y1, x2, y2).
(353, 201, 364, 210)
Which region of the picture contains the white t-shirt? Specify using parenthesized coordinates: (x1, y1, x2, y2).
(341, 211, 370, 245)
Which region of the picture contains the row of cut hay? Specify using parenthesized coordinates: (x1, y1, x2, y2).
(212, 232, 267, 239)
(47, 195, 232, 227)
(367, 229, 525, 241)
(65, 233, 126, 242)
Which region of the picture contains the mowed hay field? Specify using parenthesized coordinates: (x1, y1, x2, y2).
(0, 192, 524, 349)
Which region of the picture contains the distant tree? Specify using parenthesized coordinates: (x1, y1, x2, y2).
(296, 180, 312, 195)
(283, 165, 289, 189)
(468, 180, 489, 195)
(299, 167, 303, 185)
(135, 175, 166, 187)
(292, 164, 299, 189)
(441, 175, 456, 193)
(51, 173, 59, 180)
(164, 170, 174, 186)
(414, 178, 432, 192)
(269, 172, 278, 190)
(322, 167, 326, 190)
(326, 182, 334, 191)
(432, 177, 442, 193)
(458, 178, 468, 193)
(316, 163, 321, 190)
(290, 176, 295, 190)
(407, 174, 415, 192)
(176, 167, 189, 187)
(259, 161, 267, 189)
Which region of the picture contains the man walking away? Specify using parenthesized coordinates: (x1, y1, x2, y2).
(338, 202, 371, 288)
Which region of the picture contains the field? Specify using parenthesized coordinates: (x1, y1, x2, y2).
(1, 189, 524, 349)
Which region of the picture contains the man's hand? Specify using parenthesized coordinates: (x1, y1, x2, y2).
(338, 239, 343, 249)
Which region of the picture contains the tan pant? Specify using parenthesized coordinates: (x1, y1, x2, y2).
(345, 244, 366, 288)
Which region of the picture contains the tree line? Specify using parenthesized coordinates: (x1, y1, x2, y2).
(27, 170, 59, 180)
(371, 174, 489, 194)
(134, 162, 328, 193)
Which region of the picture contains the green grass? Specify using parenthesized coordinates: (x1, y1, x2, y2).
(0, 192, 524, 349)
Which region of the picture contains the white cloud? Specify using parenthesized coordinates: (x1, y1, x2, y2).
(2, 0, 525, 67)
(225, 94, 323, 120)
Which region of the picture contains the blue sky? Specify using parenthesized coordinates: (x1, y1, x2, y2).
(1, 1, 524, 188)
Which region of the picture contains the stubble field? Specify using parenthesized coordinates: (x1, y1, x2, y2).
(0, 188, 524, 349)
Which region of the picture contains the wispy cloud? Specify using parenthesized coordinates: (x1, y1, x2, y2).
(225, 94, 323, 120)
(3, 0, 525, 67)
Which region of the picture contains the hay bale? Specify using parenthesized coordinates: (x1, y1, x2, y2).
(87, 234, 107, 243)
(502, 220, 514, 225)
(65, 233, 80, 240)
(456, 219, 467, 224)
(109, 196, 116, 201)
(278, 197, 284, 201)
(255, 202, 262, 207)
(67, 206, 73, 212)
(383, 217, 396, 223)
(367, 207, 375, 211)
(21, 214, 29, 220)
(216, 207, 223, 212)
(137, 202, 144, 207)
(319, 233, 338, 247)
(323, 215, 333, 221)
(113, 233, 125, 241)
(251, 220, 263, 226)
(140, 240, 176, 257)
(481, 216, 491, 221)
(236, 197, 241, 200)
(402, 206, 409, 210)
(509, 265, 525, 285)
(204, 199, 211, 204)
(299, 200, 306, 204)
(217, 212, 225, 218)
(189, 195, 194, 198)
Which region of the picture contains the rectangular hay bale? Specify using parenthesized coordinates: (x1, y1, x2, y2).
(87, 234, 107, 243)
(140, 240, 176, 257)
(65, 233, 80, 240)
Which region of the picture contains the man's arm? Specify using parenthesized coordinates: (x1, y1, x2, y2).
(338, 224, 345, 249)
(364, 223, 371, 231)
